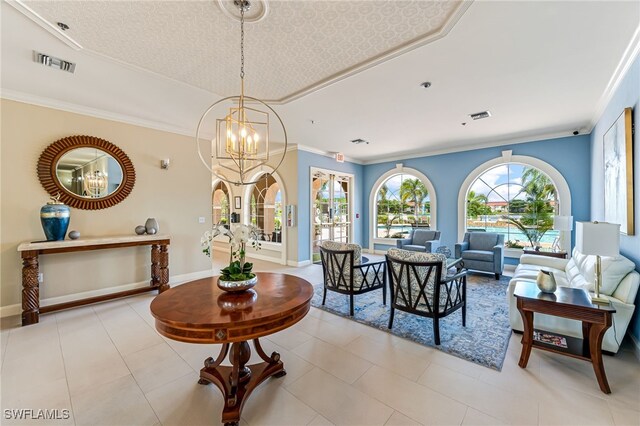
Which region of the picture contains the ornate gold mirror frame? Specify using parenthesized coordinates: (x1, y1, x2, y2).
(37, 135, 135, 210)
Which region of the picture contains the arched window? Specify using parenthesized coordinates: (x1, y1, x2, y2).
(465, 163, 560, 249)
(250, 174, 283, 243)
(374, 173, 431, 239)
(212, 181, 230, 226)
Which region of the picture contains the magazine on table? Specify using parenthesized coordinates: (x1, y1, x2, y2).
(533, 330, 568, 348)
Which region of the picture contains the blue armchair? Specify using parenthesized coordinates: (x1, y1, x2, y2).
(396, 229, 441, 253)
(455, 232, 504, 279)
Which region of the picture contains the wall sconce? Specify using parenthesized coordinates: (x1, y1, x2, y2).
(160, 159, 170, 170)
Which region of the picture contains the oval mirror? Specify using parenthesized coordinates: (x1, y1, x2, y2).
(55, 148, 124, 198)
(38, 135, 135, 210)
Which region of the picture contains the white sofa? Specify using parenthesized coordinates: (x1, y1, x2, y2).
(508, 248, 639, 353)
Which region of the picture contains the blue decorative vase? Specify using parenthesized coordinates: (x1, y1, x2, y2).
(40, 196, 70, 241)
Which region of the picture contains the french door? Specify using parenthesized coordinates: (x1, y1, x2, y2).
(311, 168, 353, 263)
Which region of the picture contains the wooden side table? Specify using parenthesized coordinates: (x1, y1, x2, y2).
(151, 272, 313, 426)
(522, 249, 568, 259)
(513, 282, 616, 393)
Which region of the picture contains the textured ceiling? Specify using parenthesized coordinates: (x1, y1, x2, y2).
(23, 0, 465, 102)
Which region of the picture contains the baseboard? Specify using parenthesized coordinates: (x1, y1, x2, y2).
(630, 333, 640, 361)
(0, 269, 214, 318)
(287, 260, 313, 267)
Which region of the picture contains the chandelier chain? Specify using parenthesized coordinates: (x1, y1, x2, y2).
(240, 5, 245, 80)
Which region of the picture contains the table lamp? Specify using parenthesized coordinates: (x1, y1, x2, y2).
(575, 221, 620, 304)
(552, 215, 573, 252)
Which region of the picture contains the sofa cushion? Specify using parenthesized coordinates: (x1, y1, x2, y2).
(461, 250, 494, 262)
(512, 264, 569, 287)
(412, 230, 437, 246)
(568, 249, 636, 295)
(468, 232, 499, 251)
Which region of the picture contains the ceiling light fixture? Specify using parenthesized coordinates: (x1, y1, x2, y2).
(350, 138, 369, 145)
(420, 81, 432, 89)
(196, 0, 287, 186)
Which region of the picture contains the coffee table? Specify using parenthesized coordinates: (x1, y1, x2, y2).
(150, 272, 314, 425)
(513, 281, 616, 393)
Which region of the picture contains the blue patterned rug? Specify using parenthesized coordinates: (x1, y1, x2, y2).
(311, 273, 512, 371)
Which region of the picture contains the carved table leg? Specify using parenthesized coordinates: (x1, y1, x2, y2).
(199, 338, 285, 425)
(517, 305, 534, 368)
(158, 244, 170, 292)
(21, 251, 40, 326)
(589, 321, 612, 394)
(150, 244, 160, 287)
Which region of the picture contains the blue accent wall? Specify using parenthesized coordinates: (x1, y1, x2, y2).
(590, 53, 640, 342)
(297, 150, 364, 261)
(362, 136, 592, 254)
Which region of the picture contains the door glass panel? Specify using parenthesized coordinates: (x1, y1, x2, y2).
(312, 171, 352, 263)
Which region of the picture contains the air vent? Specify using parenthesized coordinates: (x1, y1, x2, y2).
(469, 111, 491, 120)
(33, 51, 76, 73)
(350, 138, 369, 145)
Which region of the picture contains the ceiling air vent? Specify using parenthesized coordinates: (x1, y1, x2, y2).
(469, 111, 491, 120)
(350, 138, 369, 145)
(33, 51, 76, 74)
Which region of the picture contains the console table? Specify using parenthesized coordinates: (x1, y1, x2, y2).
(18, 235, 170, 326)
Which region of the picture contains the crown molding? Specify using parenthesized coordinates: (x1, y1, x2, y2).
(1, 89, 195, 137)
(359, 129, 581, 165)
(6, 0, 83, 50)
(294, 144, 365, 165)
(589, 24, 640, 130)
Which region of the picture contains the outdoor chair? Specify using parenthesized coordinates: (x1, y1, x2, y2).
(319, 241, 386, 316)
(386, 248, 467, 345)
(455, 232, 504, 279)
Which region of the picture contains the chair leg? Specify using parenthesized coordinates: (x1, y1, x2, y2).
(322, 287, 327, 305)
(349, 294, 354, 316)
(382, 281, 387, 305)
(388, 307, 395, 329)
(462, 302, 467, 327)
(495, 273, 500, 280)
(433, 316, 441, 345)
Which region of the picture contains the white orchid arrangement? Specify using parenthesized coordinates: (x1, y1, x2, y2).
(201, 223, 261, 281)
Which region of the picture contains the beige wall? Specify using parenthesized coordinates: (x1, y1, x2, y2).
(1, 99, 212, 309)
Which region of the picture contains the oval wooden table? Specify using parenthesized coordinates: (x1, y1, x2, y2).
(150, 272, 314, 426)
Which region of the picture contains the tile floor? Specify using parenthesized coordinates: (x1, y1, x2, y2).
(1, 258, 639, 426)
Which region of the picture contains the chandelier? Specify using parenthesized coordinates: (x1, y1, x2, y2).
(83, 170, 108, 197)
(197, 0, 287, 186)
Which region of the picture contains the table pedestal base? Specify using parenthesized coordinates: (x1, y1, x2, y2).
(198, 338, 285, 425)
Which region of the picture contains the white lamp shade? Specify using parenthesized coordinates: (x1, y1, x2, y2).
(575, 221, 620, 257)
(553, 215, 573, 231)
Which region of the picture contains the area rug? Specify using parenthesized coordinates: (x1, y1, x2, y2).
(310, 273, 512, 371)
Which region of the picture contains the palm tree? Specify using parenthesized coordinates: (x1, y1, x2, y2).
(466, 190, 490, 218)
(508, 167, 555, 247)
(400, 178, 428, 218)
(521, 167, 556, 206)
